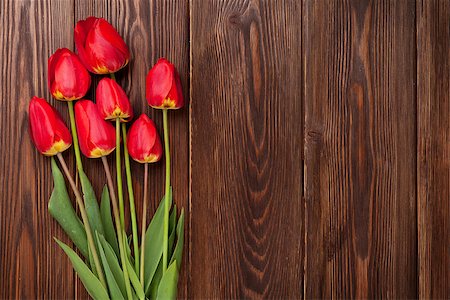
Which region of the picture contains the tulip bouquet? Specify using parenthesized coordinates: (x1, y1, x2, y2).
(28, 17, 184, 300)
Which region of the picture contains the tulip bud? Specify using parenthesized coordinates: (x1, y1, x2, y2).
(146, 58, 184, 109)
(75, 17, 130, 74)
(96, 78, 133, 122)
(28, 96, 72, 156)
(127, 114, 163, 163)
(48, 48, 91, 101)
(75, 100, 116, 158)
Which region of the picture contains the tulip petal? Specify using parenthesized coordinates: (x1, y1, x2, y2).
(75, 101, 93, 157)
(87, 118, 116, 156)
(29, 97, 57, 154)
(75, 17, 129, 74)
(55, 238, 110, 300)
(96, 19, 129, 58)
(51, 106, 72, 147)
(96, 78, 133, 121)
(172, 71, 184, 108)
(146, 59, 174, 104)
(75, 17, 99, 73)
(54, 55, 79, 96)
(48, 49, 91, 101)
(86, 19, 129, 73)
(75, 100, 116, 158)
(127, 114, 162, 163)
(48, 49, 64, 90)
(48, 158, 88, 258)
(165, 73, 183, 108)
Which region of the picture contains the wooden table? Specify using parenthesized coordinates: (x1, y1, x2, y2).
(0, 0, 448, 298)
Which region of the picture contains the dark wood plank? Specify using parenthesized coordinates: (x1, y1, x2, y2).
(74, 0, 190, 298)
(417, 1, 450, 298)
(190, 0, 303, 298)
(303, 0, 417, 298)
(0, 0, 75, 298)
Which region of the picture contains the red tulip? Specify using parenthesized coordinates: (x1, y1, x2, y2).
(96, 78, 133, 122)
(75, 17, 130, 74)
(48, 48, 91, 101)
(146, 58, 184, 109)
(127, 114, 163, 163)
(28, 96, 72, 156)
(75, 100, 116, 158)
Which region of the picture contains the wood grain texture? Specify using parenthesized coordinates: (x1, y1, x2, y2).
(303, 0, 417, 298)
(0, 0, 189, 298)
(2, 0, 450, 299)
(0, 0, 75, 299)
(417, 1, 450, 298)
(190, 0, 303, 298)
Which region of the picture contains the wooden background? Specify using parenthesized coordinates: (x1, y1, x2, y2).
(0, 0, 449, 299)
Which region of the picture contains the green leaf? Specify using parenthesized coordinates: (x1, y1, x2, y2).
(124, 231, 134, 266)
(148, 258, 163, 299)
(125, 253, 145, 300)
(88, 245, 98, 278)
(96, 233, 125, 300)
(169, 209, 185, 270)
(144, 189, 173, 294)
(79, 169, 104, 236)
(156, 261, 179, 300)
(100, 185, 119, 257)
(168, 207, 177, 260)
(97, 234, 126, 297)
(147, 211, 177, 299)
(48, 158, 88, 258)
(55, 238, 110, 300)
(169, 204, 177, 233)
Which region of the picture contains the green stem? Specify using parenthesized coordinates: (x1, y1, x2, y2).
(122, 123, 140, 274)
(56, 153, 107, 289)
(110, 73, 116, 80)
(162, 109, 170, 274)
(139, 163, 149, 285)
(101, 157, 133, 300)
(116, 118, 125, 229)
(67, 101, 83, 172)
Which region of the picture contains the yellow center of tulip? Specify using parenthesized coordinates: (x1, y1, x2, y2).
(53, 90, 65, 100)
(43, 140, 71, 156)
(114, 107, 130, 118)
(162, 98, 176, 108)
(93, 65, 110, 74)
(104, 107, 131, 121)
(152, 98, 177, 109)
(90, 147, 115, 158)
(150, 98, 176, 110)
(52, 90, 79, 101)
(113, 107, 122, 116)
(144, 154, 159, 163)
